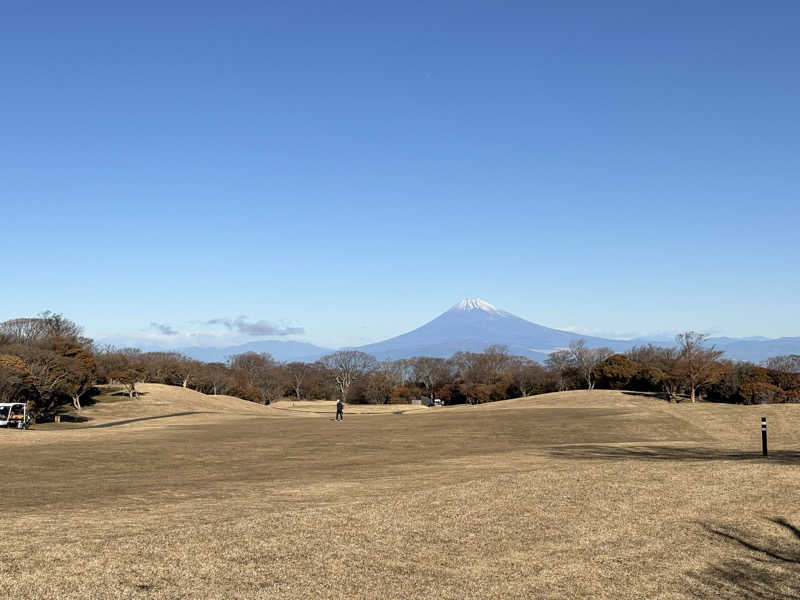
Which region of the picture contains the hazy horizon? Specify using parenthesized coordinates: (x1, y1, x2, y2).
(91, 297, 793, 353)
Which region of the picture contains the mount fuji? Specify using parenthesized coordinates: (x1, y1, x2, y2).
(354, 298, 633, 361)
(175, 298, 800, 363)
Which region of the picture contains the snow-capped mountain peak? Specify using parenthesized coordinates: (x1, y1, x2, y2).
(355, 298, 631, 361)
(452, 298, 502, 313)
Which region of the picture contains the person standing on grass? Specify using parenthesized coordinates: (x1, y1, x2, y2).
(336, 398, 344, 421)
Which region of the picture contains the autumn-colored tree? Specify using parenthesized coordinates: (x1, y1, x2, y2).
(675, 332, 724, 402)
(0, 313, 97, 417)
(460, 382, 492, 405)
(0, 354, 40, 411)
(627, 345, 682, 401)
(229, 352, 286, 404)
(739, 381, 783, 404)
(95, 347, 141, 383)
(594, 354, 639, 389)
(388, 383, 424, 404)
(60, 344, 97, 410)
(7, 345, 72, 415)
(707, 362, 798, 404)
(108, 367, 145, 398)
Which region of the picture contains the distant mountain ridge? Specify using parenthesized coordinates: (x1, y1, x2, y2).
(704, 336, 800, 363)
(179, 340, 332, 363)
(171, 298, 799, 364)
(352, 299, 800, 363)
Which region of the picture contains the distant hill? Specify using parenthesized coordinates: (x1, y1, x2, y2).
(179, 340, 332, 363)
(706, 337, 800, 363)
(164, 299, 800, 364)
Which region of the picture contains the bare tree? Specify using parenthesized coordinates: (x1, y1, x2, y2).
(509, 356, 547, 397)
(137, 352, 197, 387)
(450, 351, 479, 383)
(764, 354, 800, 374)
(365, 360, 404, 404)
(451, 346, 511, 385)
(304, 362, 338, 400)
(675, 332, 724, 402)
(229, 352, 274, 386)
(477, 345, 511, 383)
(253, 365, 286, 405)
(177, 357, 200, 389)
(285, 362, 310, 400)
(320, 351, 376, 403)
(545, 349, 574, 391)
(199, 362, 229, 395)
(568, 340, 613, 391)
(0, 312, 90, 347)
(409, 356, 452, 402)
(764, 355, 800, 400)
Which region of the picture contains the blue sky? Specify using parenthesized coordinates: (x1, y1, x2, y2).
(2, 1, 799, 348)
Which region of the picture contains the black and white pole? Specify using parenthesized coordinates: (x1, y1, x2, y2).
(761, 417, 768, 458)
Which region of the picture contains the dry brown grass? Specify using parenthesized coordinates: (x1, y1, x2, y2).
(268, 398, 430, 417)
(1, 386, 798, 599)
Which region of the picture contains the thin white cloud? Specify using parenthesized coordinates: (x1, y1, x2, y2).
(150, 322, 179, 336)
(206, 316, 304, 337)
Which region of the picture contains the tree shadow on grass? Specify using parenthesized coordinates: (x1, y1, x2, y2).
(687, 518, 800, 599)
(79, 387, 149, 408)
(621, 391, 662, 398)
(84, 412, 207, 428)
(548, 444, 800, 464)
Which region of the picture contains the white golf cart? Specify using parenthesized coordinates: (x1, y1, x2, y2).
(0, 403, 30, 429)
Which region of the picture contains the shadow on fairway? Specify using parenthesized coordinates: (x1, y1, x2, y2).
(688, 518, 800, 599)
(548, 445, 800, 464)
(85, 412, 207, 428)
(80, 387, 150, 407)
(621, 391, 662, 399)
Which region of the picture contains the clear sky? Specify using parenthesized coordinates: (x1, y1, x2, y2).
(2, 1, 799, 348)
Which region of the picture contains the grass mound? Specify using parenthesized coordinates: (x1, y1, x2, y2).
(43, 383, 271, 428)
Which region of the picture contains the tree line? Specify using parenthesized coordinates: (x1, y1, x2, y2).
(1, 313, 798, 422)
